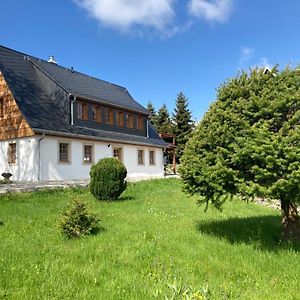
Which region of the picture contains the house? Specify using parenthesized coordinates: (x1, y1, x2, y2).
(0, 45, 167, 181)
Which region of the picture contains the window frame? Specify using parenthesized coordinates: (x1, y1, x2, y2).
(126, 113, 134, 128)
(137, 149, 145, 165)
(137, 115, 144, 130)
(78, 101, 88, 120)
(106, 108, 114, 125)
(7, 142, 17, 165)
(58, 141, 71, 164)
(83, 144, 94, 165)
(149, 150, 156, 166)
(113, 147, 123, 162)
(92, 104, 101, 123)
(117, 111, 124, 127)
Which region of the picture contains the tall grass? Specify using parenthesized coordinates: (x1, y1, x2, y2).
(0, 179, 299, 299)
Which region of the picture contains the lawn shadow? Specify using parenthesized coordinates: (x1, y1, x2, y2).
(90, 225, 106, 235)
(113, 195, 135, 202)
(196, 215, 300, 252)
(0, 220, 4, 226)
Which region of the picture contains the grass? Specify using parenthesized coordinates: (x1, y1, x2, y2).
(0, 179, 299, 299)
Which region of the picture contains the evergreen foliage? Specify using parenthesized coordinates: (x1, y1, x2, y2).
(180, 67, 300, 240)
(172, 92, 194, 161)
(147, 101, 157, 127)
(59, 198, 100, 238)
(156, 104, 173, 134)
(90, 157, 127, 201)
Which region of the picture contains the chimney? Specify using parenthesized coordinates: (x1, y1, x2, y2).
(48, 56, 57, 64)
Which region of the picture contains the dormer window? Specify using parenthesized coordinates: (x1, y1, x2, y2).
(92, 105, 101, 123)
(137, 115, 144, 130)
(78, 101, 88, 120)
(106, 108, 114, 125)
(117, 111, 124, 127)
(126, 113, 134, 128)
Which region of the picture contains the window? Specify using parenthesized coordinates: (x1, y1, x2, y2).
(113, 148, 122, 161)
(83, 144, 93, 164)
(7, 143, 16, 164)
(78, 101, 88, 120)
(137, 115, 144, 130)
(106, 108, 114, 125)
(126, 113, 134, 128)
(92, 105, 101, 123)
(117, 111, 124, 127)
(138, 149, 144, 165)
(149, 150, 155, 165)
(59, 142, 70, 163)
(0, 98, 3, 117)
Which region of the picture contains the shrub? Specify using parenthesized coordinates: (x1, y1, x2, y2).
(59, 198, 100, 238)
(89, 157, 127, 201)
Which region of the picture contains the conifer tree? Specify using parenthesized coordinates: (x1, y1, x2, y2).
(156, 104, 173, 134)
(180, 67, 300, 241)
(147, 101, 157, 127)
(172, 92, 194, 161)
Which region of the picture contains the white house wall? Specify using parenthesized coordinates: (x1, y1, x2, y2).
(40, 136, 164, 181)
(0, 137, 38, 181)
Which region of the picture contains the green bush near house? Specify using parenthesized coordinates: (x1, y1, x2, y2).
(89, 157, 127, 201)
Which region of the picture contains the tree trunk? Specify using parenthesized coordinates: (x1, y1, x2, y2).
(281, 200, 300, 241)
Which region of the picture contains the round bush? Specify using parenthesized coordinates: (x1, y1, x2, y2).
(89, 157, 127, 200)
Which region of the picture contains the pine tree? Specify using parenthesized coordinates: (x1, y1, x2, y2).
(156, 104, 173, 134)
(180, 67, 300, 241)
(172, 92, 194, 161)
(147, 101, 157, 127)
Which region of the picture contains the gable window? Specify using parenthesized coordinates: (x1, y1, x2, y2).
(137, 115, 144, 130)
(113, 147, 122, 161)
(0, 98, 3, 117)
(106, 108, 114, 125)
(83, 144, 93, 164)
(117, 111, 124, 127)
(126, 113, 134, 128)
(138, 149, 145, 165)
(7, 143, 17, 164)
(149, 150, 155, 165)
(58, 142, 70, 163)
(92, 105, 101, 123)
(78, 101, 88, 120)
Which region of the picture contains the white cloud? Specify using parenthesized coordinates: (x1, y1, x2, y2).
(74, 0, 175, 33)
(257, 57, 271, 69)
(240, 46, 253, 64)
(188, 0, 233, 22)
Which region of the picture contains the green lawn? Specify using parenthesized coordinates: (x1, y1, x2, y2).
(0, 179, 299, 299)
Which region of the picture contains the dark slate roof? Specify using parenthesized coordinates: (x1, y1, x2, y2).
(0, 45, 167, 148)
(30, 57, 149, 114)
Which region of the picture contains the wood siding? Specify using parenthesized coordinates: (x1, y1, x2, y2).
(0, 73, 34, 140)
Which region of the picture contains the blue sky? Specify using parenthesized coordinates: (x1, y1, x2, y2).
(1, 1, 300, 121)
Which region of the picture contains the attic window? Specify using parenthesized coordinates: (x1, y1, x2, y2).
(137, 115, 144, 130)
(92, 105, 101, 123)
(117, 111, 124, 127)
(126, 113, 134, 128)
(78, 101, 88, 120)
(0, 98, 3, 117)
(106, 108, 114, 125)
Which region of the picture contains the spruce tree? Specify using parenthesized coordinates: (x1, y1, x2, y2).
(147, 101, 157, 128)
(156, 104, 173, 134)
(172, 92, 194, 161)
(180, 67, 300, 241)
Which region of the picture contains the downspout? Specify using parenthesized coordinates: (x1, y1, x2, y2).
(69, 94, 76, 126)
(37, 133, 45, 181)
(146, 119, 149, 138)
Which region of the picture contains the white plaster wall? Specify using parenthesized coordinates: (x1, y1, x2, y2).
(0, 137, 38, 181)
(40, 136, 164, 181)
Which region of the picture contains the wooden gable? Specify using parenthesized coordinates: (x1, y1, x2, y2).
(0, 72, 34, 140)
